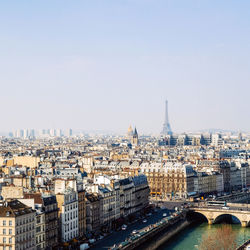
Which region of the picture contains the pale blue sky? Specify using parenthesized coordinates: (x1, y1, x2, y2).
(1, 0, 250, 134)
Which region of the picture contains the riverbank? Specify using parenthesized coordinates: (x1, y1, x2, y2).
(90, 208, 170, 249)
(118, 211, 188, 250)
(142, 219, 191, 250)
(237, 239, 250, 250)
(158, 223, 250, 250)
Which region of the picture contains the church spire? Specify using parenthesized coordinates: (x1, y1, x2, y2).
(134, 127, 138, 136)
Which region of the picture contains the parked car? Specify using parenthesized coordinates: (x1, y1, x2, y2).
(89, 239, 96, 244)
(122, 224, 127, 230)
(80, 243, 90, 250)
(222, 206, 229, 210)
(143, 219, 147, 223)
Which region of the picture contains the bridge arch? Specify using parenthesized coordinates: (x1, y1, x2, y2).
(213, 213, 241, 225)
(186, 211, 208, 223)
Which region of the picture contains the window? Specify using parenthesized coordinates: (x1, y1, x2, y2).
(36, 226, 41, 233)
(3, 229, 6, 234)
(37, 216, 41, 224)
(9, 221, 12, 226)
(9, 237, 12, 243)
(9, 229, 12, 234)
(3, 237, 6, 243)
(3, 220, 6, 226)
(9, 247, 12, 250)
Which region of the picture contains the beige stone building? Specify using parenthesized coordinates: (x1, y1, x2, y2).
(141, 162, 196, 199)
(1, 186, 24, 200)
(13, 156, 40, 168)
(0, 199, 36, 250)
(0, 157, 5, 166)
(11, 176, 31, 189)
(21, 193, 59, 249)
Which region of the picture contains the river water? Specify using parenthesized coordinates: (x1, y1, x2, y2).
(158, 223, 250, 250)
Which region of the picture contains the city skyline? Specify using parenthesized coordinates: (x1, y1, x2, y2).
(1, 1, 250, 133)
(2, 98, 250, 135)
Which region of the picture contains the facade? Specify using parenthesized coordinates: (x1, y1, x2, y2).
(219, 161, 231, 192)
(141, 162, 196, 199)
(85, 193, 101, 234)
(119, 178, 134, 217)
(132, 175, 150, 213)
(21, 193, 59, 249)
(98, 185, 118, 229)
(35, 211, 45, 250)
(0, 200, 36, 250)
(56, 189, 79, 242)
(42, 195, 59, 249)
(13, 156, 40, 168)
(78, 189, 86, 238)
(1, 186, 24, 200)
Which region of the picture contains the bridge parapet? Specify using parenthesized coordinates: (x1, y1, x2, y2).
(189, 206, 250, 227)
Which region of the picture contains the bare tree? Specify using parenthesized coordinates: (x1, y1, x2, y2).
(199, 224, 237, 250)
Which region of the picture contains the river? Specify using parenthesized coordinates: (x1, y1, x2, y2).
(158, 223, 250, 250)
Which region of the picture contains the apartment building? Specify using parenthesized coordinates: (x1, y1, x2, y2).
(78, 188, 86, 238)
(0, 200, 36, 250)
(132, 175, 149, 213)
(141, 162, 196, 199)
(56, 189, 79, 242)
(85, 193, 101, 234)
(35, 211, 45, 250)
(42, 194, 59, 249)
(119, 178, 134, 217)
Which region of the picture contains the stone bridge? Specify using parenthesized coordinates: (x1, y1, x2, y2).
(189, 203, 250, 227)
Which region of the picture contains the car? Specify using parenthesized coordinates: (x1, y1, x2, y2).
(222, 206, 229, 210)
(80, 243, 90, 250)
(121, 224, 127, 230)
(142, 219, 147, 223)
(132, 230, 137, 234)
(163, 213, 167, 217)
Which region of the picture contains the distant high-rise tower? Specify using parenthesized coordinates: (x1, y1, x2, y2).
(68, 128, 73, 137)
(161, 100, 173, 135)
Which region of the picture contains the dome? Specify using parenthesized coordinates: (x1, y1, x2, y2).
(127, 125, 133, 136)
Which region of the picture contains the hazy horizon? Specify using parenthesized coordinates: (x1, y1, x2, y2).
(1, 1, 250, 134)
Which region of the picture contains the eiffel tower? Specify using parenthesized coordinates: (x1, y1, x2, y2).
(161, 100, 173, 135)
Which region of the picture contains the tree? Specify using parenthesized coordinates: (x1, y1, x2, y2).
(199, 224, 237, 250)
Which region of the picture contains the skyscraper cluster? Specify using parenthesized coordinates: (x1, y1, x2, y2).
(11, 128, 73, 138)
